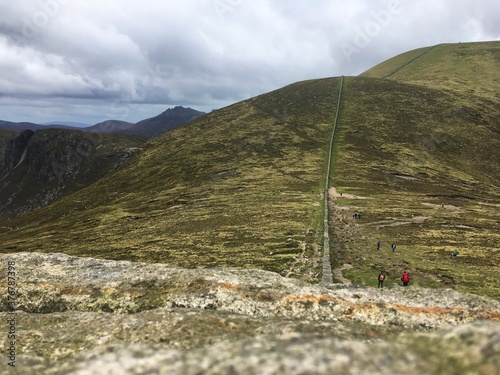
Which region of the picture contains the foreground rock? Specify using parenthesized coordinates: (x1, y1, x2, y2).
(1, 252, 499, 374)
(42, 323, 500, 375)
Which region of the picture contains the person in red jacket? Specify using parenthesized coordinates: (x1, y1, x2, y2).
(401, 271, 410, 286)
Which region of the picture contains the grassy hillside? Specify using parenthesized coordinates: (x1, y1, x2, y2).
(362, 42, 500, 100)
(0, 42, 498, 298)
(360, 45, 432, 79)
(0, 78, 341, 281)
(337, 41, 500, 299)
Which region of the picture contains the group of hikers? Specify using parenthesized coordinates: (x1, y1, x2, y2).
(377, 271, 410, 288)
(376, 240, 396, 252)
(374, 239, 459, 288)
(375, 240, 409, 288)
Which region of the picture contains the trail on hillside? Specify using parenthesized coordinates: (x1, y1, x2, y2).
(381, 44, 439, 79)
(333, 263, 353, 285)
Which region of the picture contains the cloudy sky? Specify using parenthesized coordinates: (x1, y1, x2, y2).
(1, 0, 499, 125)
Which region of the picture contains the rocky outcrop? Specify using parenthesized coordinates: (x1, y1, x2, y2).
(1, 130, 34, 174)
(4, 252, 499, 327)
(39, 323, 500, 375)
(0, 129, 144, 219)
(23, 129, 96, 183)
(1, 252, 499, 374)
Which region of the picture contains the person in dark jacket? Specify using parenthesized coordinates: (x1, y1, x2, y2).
(378, 271, 385, 288)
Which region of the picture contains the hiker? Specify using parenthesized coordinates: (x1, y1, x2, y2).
(401, 271, 410, 286)
(452, 250, 458, 259)
(377, 241, 381, 250)
(391, 243, 396, 252)
(378, 271, 385, 288)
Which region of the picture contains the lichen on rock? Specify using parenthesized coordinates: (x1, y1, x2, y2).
(1, 252, 499, 374)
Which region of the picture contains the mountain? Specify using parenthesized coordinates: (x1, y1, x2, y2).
(0, 120, 75, 131)
(85, 106, 206, 137)
(0, 120, 46, 131)
(0, 78, 339, 274)
(84, 119, 135, 133)
(0, 128, 20, 165)
(126, 105, 206, 137)
(0, 106, 205, 139)
(0, 128, 145, 220)
(0, 41, 499, 299)
(0, 106, 205, 219)
(1, 41, 499, 374)
(361, 41, 499, 100)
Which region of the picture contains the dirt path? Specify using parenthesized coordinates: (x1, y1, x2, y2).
(285, 241, 307, 278)
(329, 187, 370, 200)
(332, 263, 353, 285)
(328, 187, 358, 285)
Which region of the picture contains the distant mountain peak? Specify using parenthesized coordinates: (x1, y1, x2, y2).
(128, 106, 206, 138)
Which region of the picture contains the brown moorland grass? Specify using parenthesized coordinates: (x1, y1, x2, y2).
(362, 41, 500, 101)
(329, 73, 499, 299)
(0, 78, 342, 282)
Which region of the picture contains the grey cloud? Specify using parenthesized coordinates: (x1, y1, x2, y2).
(0, 0, 498, 124)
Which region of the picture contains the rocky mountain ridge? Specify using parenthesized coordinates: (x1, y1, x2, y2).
(1, 252, 499, 374)
(0, 106, 205, 219)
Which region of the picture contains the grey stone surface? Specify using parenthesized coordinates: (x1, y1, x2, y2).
(1, 252, 499, 374)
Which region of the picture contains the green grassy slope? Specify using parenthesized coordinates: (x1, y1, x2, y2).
(362, 41, 500, 100)
(330, 74, 499, 299)
(360, 46, 433, 79)
(0, 78, 341, 281)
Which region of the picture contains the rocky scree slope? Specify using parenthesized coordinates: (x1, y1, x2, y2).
(1, 252, 499, 374)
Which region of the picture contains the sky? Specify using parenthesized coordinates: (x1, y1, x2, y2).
(0, 0, 499, 125)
